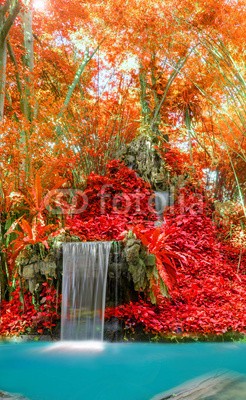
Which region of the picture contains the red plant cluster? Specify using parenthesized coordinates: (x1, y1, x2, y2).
(106, 189, 246, 335)
(0, 282, 61, 336)
(158, 145, 191, 175)
(66, 160, 157, 240)
(0, 160, 156, 337)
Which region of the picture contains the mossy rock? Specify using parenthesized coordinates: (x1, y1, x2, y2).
(125, 243, 141, 265)
(145, 254, 156, 267)
(128, 259, 147, 291)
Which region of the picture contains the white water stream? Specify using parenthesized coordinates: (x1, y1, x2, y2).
(61, 242, 112, 341)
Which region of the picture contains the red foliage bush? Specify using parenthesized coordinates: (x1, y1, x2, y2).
(106, 190, 246, 336)
(0, 283, 61, 336)
(0, 160, 157, 336)
(66, 160, 157, 240)
(3, 162, 246, 337)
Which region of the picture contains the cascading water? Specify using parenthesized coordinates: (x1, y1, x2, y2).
(154, 191, 169, 223)
(61, 242, 112, 341)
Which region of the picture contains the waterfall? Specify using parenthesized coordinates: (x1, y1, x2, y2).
(61, 242, 112, 341)
(154, 191, 170, 223)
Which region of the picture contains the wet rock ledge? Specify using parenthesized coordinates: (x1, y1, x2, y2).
(151, 372, 246, 399)
(0, 391, 28, 400)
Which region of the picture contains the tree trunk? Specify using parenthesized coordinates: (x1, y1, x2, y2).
(0, 0, 21, 120)
(20, 2, 34, 182)
(0, 5, 7, 121)
(139, 67, 152, 131)
(22, 3, 34, 121)
(0, 38, 7, 121)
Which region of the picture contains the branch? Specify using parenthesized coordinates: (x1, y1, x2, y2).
(1, 0, 21, 41)
(1, 0, 12, 14)
(151, 50, 193, 130)
(58, 41, 104, 118)
(7, 39, 22, 95)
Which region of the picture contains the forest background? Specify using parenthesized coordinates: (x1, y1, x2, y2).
(0, 0, 246, 339)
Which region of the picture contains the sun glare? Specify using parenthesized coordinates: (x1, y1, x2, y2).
(33, 0, 46, 12)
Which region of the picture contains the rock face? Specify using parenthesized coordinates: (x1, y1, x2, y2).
(119, 135, 169, 191)
(123, 233, 168, 304)
(106, 241, 138, 307)
(151, 372, 246, 400)
(125, 237, 147, 292)
(18, 253, 58, 294)
(0, 391, 29, 400)
(17, 234, 79, 294)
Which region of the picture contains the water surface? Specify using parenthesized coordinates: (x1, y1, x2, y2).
(0, 342, 245, 400)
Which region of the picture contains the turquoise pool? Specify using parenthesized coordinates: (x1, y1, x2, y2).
(0, 342, 245, 400)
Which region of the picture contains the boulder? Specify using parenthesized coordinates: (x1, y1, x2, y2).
(39, 260, 57, 279)
(119, 135, 169, 191)
(0, 391, 29, 400)
(125, 243, 141, 265)
(150, 372, 246, 400)
(22, 264, 38, 280)
(145, 254, 156, 267)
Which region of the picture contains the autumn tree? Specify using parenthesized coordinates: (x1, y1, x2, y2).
(0, 0, 245, 248)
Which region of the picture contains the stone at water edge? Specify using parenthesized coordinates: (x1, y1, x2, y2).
(0, 391, 29, 400)
(150, 372, 246, 399)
